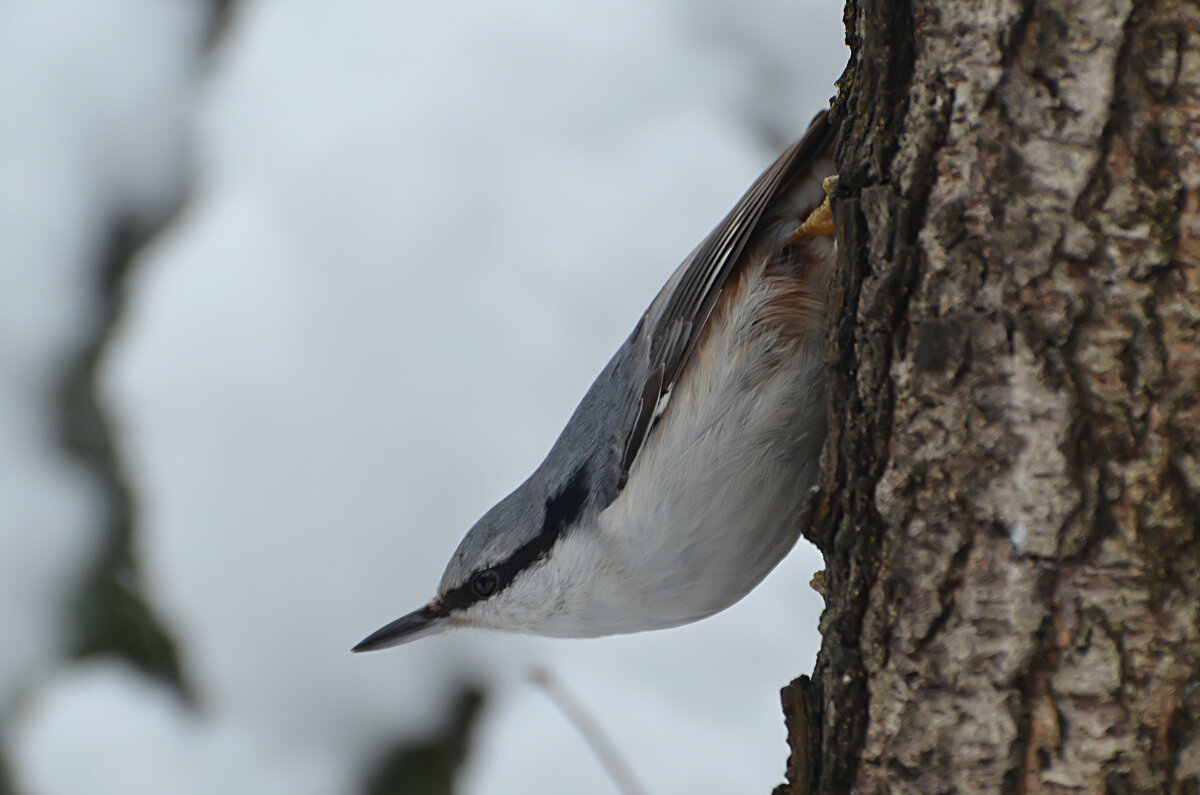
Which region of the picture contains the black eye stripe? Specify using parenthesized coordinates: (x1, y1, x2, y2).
(543, 461, 590, 535)
(442, 462, 590, 611)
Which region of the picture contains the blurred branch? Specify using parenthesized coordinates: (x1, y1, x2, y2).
(363, 687, 484, 795)
(59, 0, 244, 701)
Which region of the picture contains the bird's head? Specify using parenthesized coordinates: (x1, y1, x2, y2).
(352, 464, 596, 651)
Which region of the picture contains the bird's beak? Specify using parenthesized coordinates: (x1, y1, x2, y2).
(352, 601, 448, 652)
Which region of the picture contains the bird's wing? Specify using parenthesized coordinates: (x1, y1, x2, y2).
(617, 110, 837, 484)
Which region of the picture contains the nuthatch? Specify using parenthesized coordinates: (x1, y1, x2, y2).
(354, 111, 837, 651)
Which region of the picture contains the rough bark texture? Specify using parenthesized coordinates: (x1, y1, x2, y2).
(780, 0, 1200, 792)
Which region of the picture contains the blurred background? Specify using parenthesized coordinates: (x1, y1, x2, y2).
(0, 1, 846, 792)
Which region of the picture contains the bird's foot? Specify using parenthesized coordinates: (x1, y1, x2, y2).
(787, 175, 838, 243)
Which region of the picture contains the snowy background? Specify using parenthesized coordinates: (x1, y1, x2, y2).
(2, 1, 846, 793)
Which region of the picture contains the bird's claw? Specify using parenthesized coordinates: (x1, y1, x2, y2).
(787, 175, 838, 243)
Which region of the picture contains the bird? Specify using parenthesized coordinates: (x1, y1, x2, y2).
(353, 111, 838, 651)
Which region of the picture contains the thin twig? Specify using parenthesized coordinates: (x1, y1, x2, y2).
(528, 668, 650, 795)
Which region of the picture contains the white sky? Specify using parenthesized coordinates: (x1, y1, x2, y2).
(3, 1, 848, 792)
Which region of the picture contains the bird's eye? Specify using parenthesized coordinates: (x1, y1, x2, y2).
(470, 569, 500, 599)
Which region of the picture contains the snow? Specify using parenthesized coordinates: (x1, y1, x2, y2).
(5, 0, 847, 792)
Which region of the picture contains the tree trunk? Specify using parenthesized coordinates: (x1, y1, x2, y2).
(780, 0, 1200, 792)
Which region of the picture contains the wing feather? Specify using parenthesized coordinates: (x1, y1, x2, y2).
(617, 110, 837, 480)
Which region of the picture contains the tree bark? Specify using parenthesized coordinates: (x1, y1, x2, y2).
(780, 0, 1200, 792)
